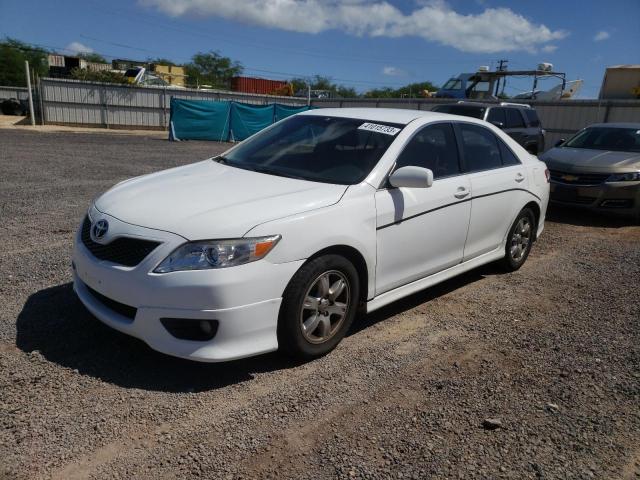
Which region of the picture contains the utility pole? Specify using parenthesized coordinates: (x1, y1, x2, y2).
(495, 59, 509, 97)
(25, 60, 36, 126)
(307, 82, 311, 107)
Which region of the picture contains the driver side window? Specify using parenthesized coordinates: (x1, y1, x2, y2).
(395, 123, 461, 179)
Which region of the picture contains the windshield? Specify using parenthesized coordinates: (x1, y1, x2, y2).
(564, 126, 640, 153)
(442, 78, 462, 90)
(221, 115, 403, 184)
(432, 104, 486, 119)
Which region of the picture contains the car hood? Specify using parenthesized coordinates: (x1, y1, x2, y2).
(541, 147, 640, 171)
(95, 160, 348, 240)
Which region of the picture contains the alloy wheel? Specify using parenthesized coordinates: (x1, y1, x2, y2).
(299, 270, 350, 344)
(510, 217, 532, 262)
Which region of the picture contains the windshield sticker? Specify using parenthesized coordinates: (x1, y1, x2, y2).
(358, 123, 401, 136)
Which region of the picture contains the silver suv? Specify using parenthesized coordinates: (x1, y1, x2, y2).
(433, 102, 546, 154)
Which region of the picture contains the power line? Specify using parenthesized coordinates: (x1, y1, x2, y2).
(5, 40, 410, 88)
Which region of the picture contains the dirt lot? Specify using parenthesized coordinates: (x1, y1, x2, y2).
(0, 129, 639, 480)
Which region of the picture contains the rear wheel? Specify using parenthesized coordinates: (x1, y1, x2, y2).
(500, 208, 535, 271)
(278, 255, 359, 360)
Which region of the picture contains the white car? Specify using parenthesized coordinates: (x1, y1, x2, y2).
(73, 108, 550, 362)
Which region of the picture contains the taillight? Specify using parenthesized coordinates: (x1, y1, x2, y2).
(544, 168, 550, 183)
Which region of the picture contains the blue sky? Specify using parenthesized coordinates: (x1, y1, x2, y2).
(1, 0, 638, 97)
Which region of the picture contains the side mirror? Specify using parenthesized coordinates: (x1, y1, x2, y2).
(388, 166, 434, 189)
(490, 120, 505, 129)
(555, 139, 565, 147)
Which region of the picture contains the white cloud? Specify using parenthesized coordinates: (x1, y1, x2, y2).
(382, 66, 406, 76)
(542, 44, 557, 53)
(65, 41, 93, 55)
(139, 0, 567, 53)
(593, 30, 610, 42)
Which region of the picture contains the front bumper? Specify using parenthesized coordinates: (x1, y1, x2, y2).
(549, 180, 640, 217)
(72, 210, 304, 362)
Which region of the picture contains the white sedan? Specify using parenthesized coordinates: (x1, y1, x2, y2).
(72, 108, 550, 362)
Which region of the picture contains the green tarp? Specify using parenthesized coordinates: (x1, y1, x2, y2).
(274, 104, 311, 122)
(229, 102, 274, 142)
(169, 98, 231, 142)
(169, 98, 312, 142)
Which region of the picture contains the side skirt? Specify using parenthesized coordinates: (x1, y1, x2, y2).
(366, 247, 505, 313)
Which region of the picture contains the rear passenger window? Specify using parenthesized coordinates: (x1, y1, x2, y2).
(498, 140, 521, 166)
(505, 109, 525, 128)
(523, 109, 541, 127)
(486, 108, 506, 126)
(458, 124, 502, 172)
(395, 123, 460, 179)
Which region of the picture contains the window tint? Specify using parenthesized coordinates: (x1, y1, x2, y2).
(224, 116, 401, 184)
(442, 78, 462, 90)
(505, 109, 525, 128)
(498, 139, 521, 166)
(395, 123, 460, 179)
(486, 108, 506, 125)
(523, 109, 540, 127)
(458, 124, 502, 172)
(564, 126, 640, 153)
(432, 104, 485, 119)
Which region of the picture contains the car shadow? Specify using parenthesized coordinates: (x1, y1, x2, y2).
(349, 263, 499, 335)
(16, 266, 500, 393)
(15, 283, 303, 393)
(546, 205, 637, 228)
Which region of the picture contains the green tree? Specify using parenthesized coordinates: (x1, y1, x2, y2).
(184, 51, 242, 89)
(364, 81, 438, 98)
(0, 38, 48, 86)
(69, 67, 129, 84)
(290, 75, 357, 98)
(78, 52, 107, 64)
(147, 57, 175, 66)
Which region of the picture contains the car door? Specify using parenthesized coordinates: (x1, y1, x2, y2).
(486, 107, 507, 129)
(454, 122, 529, 261)
(503, 108, 527, 147)
(375, 122, 472, 295)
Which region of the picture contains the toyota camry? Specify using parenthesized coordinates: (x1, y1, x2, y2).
(73, 108, 550, 362)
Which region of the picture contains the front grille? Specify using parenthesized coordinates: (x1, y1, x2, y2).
(549, 169, 610, 186)
(81, 216, 161, 267)
(86, 285, 137, 321)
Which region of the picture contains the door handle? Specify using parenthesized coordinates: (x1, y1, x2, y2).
(515, 173, 525, 183)
(454, 186, 470, 199)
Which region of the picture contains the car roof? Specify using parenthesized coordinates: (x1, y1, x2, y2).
(586, 122, 640, 129)
(299, 107, 482, 126)
(435, 102, 529, 109)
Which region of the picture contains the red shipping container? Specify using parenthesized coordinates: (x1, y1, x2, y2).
(231, 76, 290, 95)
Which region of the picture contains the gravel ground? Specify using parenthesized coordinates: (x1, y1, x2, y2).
(0, 129, 639, 480)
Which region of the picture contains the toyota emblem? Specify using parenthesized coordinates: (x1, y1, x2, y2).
(92, 219, 109, 240)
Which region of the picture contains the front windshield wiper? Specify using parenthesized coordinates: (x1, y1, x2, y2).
(214, 158, 315, 181)
(243, 164, 310, 181)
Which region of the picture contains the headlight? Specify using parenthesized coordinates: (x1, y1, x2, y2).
(606, 172, 640, 182)
(154, 235, 281, 273)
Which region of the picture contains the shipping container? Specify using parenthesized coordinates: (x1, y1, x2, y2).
(153, 64, 187, 87)
(231, 76, 292, 96)
(599, 65, 640, 99)
(47, 54, 65, 68)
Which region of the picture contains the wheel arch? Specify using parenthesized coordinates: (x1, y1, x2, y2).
(523, 200, 541, 240)
(298, 245, 369, 306)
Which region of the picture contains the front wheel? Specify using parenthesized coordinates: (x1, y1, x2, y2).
(278, 255, 359, 360)
(500, 208, 536, 271)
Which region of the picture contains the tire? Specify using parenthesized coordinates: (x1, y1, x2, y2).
(278, 254, 360, 360)
(500, 208, 536, 271)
